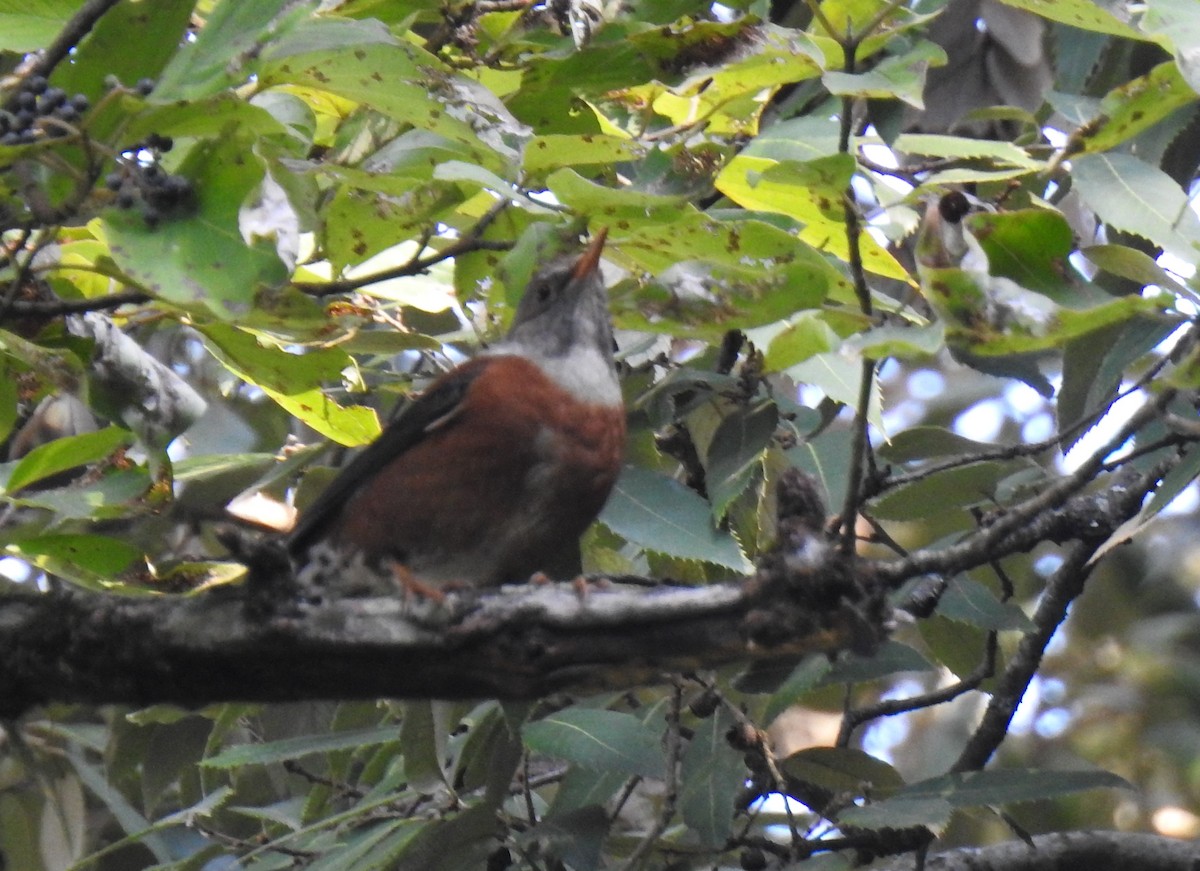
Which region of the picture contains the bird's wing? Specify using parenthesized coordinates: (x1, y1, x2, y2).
(286, 359, 489, 557)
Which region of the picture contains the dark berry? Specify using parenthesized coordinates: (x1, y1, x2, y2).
(143, 163, 164, 182)
(135, 78, 156, 96)
(486, 848, 512, 871)
(145, 132, 173, 152)
(740, 847, 768, 871)
(15, 110, 34, 130)
(53, 104, 78, 123)
(25, 75, 47, 95)
(16, 92, 35, 110)
(0, 132, 18, 146)
(39, 88, 66, 112)
(116, 188, 138, 209)
(105, 172, 125, 190)
(143, 207, 161, 227)
(71, 94, 90, 113)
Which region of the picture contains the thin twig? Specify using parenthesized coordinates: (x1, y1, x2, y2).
(874, 324, 1193, 495)
(837, 631, 997, 746)
(1, 0, 123, 111)
(295, 198, 513, 297)
(874, 386, 1178, 588)
(951, 461, 1169, 772)
(839, 357, 876, 555)
(0, 290, 151, 320)
(617, 683, 684, 871)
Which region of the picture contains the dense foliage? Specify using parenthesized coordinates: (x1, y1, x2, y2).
(1, 0, 1199, 868)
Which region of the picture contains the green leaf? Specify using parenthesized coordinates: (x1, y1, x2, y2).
(870, 461, 1021, 520)
(0, 330, 85, 392)
(1072, 152, 1200, 267)
(522, 709, 664, 778)
(51, 0, 194, 103)
(961, 294, 1173, 357)
(763, 657, 833, 724)
(1076, 61, 1199, 155)
(550, 767, 629, 815)
(322, 181, 462, 274)
(3, 534, 140, 577)
(0, 0, 80, 51)
(599, 466, 751, 571)
(201, 726, 401, 769)
(878, 427, 1000, 464)
(646, 24, 824, 134)
(1140, 440, 1200, 518)
(781, 747, 905, 796)
(519, 807, 610, 871)
(846, 322, 945, 360)
(522, 134, 644, 175)
(820, 641, 935, 684)
(992, 0, 1153, 41)
(0, 367, 14, 447)
(259, 42, 501, 167)
(104, 134, 289, 320)
(11, 469, 150, 522)
(610, 216, 846, 340)
(1080, 244, 1197, 301)
(2, 426, 132, 494)
(306, 820, 421, 871)
(399, 701, 446, 793)
(454, 704, 523, 805)
(919, 614, 990, 681)
(67, 747, 172, 862)
(764, 313, 843, 370)
(715, 153, 912, 282)
(154, 0, 311, 100)
(392, 804, 498, 871)
(839, 795, 954, 831)
(892, 134, 1043, 170)
(938, 577, 1033, 631)
(706, 401, 778, 521)
(199, 324, 380, 447)
(679, 707, 745, 847)
(121, 94, 292, 148)
(844, 768, 1132, 831)
(788, 432, 853, 518)
(1140, 0, 1200, 91)
(967, 209, 1074, 301)
(823, 40, 947, 108)
(172, 452, 278, 483)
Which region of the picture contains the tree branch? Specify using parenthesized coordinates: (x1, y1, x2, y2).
(873, 388, 1177, 588)
(875, 830, 1200, 871)
(0, 565, 883, 717)
(1, 0, 123, 112)
(0, 290, 151, 319)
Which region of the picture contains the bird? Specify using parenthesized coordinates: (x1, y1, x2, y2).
(287, 229, 625, 593)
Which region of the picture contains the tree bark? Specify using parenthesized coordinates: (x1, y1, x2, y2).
(0, 568, 880, 716)
(872, 830, 1200, 871)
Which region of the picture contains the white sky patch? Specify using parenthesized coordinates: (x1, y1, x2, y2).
(1162, 482, 1200, 517)
(908, 369, 946, 400)
(1021, 411, 1055, 443)
(1060, 388, 1145, 474)
(953, 398, 1005, 442)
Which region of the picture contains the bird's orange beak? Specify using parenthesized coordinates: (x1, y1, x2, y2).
(571, 227, 608, 281)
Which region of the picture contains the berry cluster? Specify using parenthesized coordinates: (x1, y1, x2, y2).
(0, 75, 91, 145)
(105, 133, 195, 228)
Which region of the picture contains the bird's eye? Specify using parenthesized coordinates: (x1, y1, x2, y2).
(536, 284, 553, 303)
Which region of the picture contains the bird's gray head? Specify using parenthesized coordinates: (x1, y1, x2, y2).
(503, 229, 615, 365)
